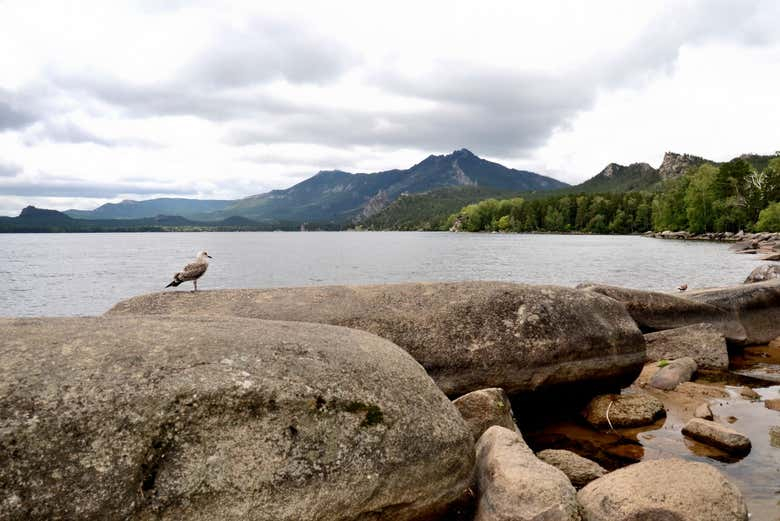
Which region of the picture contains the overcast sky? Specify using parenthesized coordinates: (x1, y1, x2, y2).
(1, 0, 779, 215)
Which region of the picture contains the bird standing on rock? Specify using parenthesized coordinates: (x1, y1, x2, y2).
(677, 283, 688, 292)
(166, 251, 212, 292)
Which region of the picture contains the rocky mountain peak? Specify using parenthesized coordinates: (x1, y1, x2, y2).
(658, 152, 707, 179)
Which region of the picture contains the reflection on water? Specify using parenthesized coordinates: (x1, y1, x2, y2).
(0, 232, 762, 317)
(523, 382, 780, 520)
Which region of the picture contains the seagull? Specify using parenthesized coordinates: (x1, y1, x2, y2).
(677, 283, 688, 292)
(165, 251, 212, 292)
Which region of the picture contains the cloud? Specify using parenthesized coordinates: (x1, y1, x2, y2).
(0, 160, 22, 177)
(22, 120, 113, 146)
(0, 177, 192, 198)
(185, 17, 358, 88)
(0, 99, 36, 131)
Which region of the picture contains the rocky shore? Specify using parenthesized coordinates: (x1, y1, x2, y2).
(647, 230, 780, 257)
(2, 279, 779, 520)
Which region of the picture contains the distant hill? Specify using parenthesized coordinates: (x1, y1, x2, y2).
(211, 149, 568, 223)
(0, 206, 310, 232)
(65, 198, 233, 220)
(360, 186, 521, 230)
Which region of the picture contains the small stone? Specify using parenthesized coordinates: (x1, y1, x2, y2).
(770, 426, 780, 448)
(682, 418, 751, 455)
(739, 386, 761, 400)
(649, 357, 697, 390)
(694, 402, 714, 420)
(536, 449, 607, 489)
(452, 387, 519, 441)
(765, 398, 780, 411)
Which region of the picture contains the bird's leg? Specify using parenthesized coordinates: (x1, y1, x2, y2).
(193, 280, 198, 292)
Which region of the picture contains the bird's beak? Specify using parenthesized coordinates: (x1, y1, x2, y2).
(207, 255, 213, 259)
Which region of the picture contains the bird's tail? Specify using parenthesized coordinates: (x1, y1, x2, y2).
(166, 276, 182, 288)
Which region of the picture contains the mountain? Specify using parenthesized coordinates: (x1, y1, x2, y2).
(0, 206, 310, 232)
(571, 152, 713, 194)
(65, 198, 233, 220)
(214, 149, 568, 223)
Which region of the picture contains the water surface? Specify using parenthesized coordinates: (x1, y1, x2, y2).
(0, 232, 761, 317)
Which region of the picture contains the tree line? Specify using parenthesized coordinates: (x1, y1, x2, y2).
(447, 156, 780, 234)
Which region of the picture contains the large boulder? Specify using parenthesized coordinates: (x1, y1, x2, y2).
(0, 316, 475, 521)
(744, 264, 780, 283)
(475, 426, 580, 521)
(684, 279, 780, 345)
(578, 283, 746, 342)
(107, 282, 647, 397)
(536, 450, 607, 489)
(681, 418, 752, 455)
(452, 388, 519, 441)
(577, 459, 748, 521)
(644, 323, 729, 370)
(581, 392, 665, 428)
(649, 357, 697, 390)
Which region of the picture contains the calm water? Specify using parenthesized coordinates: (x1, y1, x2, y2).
(0, 232, 761, 317)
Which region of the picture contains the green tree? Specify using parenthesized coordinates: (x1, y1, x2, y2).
(684, 164, 718, 233)
(756, 202, 780, 231)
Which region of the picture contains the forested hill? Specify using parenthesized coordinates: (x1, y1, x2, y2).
(361, 152, 780, 233)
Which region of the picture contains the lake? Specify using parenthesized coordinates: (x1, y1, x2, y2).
(0, 231, 761, 317)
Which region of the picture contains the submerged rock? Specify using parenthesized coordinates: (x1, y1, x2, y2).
(578, 459, 748, 521)
(107, 282, 647, 398)
(0, 316, 474, 521)
(739, 386, 761, 400)
(536, 449, 607, 489)
(644, 323, 729, 370)
(649, 357, 697, 390)
(475, 426, 580, 521)
(452, 387, 518, 441)
(582, 392, 665, 428)
(764, 398, 780, 411)
(682, 418, 752, 455)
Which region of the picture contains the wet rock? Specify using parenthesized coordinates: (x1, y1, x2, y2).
(107, 282, 647, 398)
(578, 458, 748, 521)
(694, 402, 714, 420)
(0, 316, 474, 521)
(582, 392, 665, 428)
(578, 284, 746, 343)
(644, 323, 729, 370)
(765, 398, 780, 411)
(682, 418, 752, 455)
(739, 386, 761, 400)
(475, 426, 580, 521)
(452, 387, 519, 441)
(744, 264, 780, 283)
(684, 279, 780, 345)
(649, 357, 697, 390)
(759, 253, 780, 261)
(536, 449, 607, 489)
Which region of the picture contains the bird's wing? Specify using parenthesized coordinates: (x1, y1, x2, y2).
(176, 261, 208, 281)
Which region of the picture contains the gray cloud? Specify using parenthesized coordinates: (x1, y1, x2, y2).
(0, 178, 191, 198)
(0, 99, 36, 131)
(23, 120, 113, 146)
(186, 18, 358, 88)
(0, 160, 22, 177)
(3, 0, 779, 162)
